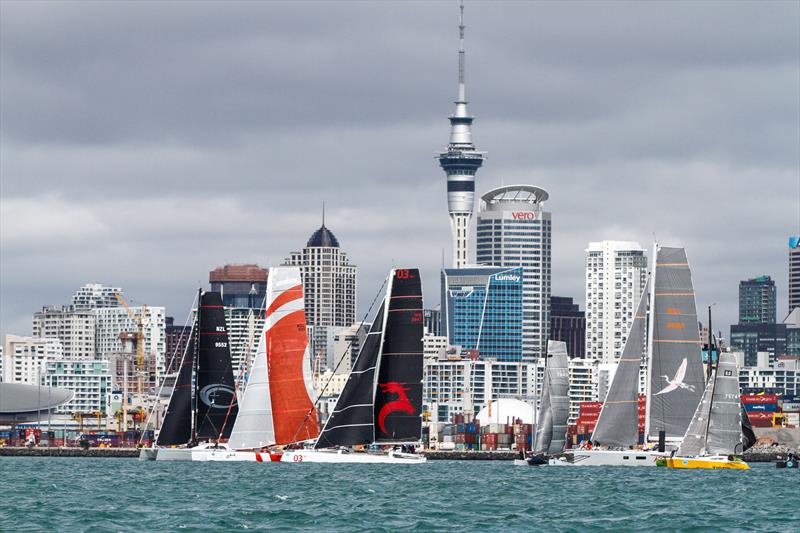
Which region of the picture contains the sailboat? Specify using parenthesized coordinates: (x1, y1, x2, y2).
(550, 245, 705, 466)
(281, 268, 426, 464)
(516, 341, 569, 466)
(664, 351, 749, 469)
(141, 290, 240, 461)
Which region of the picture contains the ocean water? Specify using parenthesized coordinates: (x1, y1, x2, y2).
(0, 458, 796, 532)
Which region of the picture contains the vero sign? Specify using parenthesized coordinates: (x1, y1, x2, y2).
(511, 212, 536, 220)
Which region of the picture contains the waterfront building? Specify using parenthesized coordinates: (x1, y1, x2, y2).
(739, 275, 777, 324)
(424, 309, 442, 336)
(209, 264, 268, 310)
(730, 323, 787, 367)
(330, 323, 369, 374)
(790, 237, 800, 313)
(585, 241, 648, 364)
(71, 283, 123, 310)
(441, 266, 523, 362)
(1, 335, 63, 384)
(223, 307, 264, 380)
(94, 306, 166, 382)
(437, 3, 486, 268)
(739, 354, 799, 396)
(550, 296, 586, 359)
(423, 334, 449, 361)
(283, 221, 357, 367)
(32, 305, 96, 360)
(476, 185, 552, 359)
(43, 359, 111, 415)
(164, 316, 192, 374)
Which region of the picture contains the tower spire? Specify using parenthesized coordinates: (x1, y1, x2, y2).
(458, 0, 465, 103)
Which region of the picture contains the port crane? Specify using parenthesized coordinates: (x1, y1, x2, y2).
(114, 292, 148, 395)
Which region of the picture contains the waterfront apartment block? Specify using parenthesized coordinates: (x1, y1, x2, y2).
(94, 306, 166, 380)
(71, 283, 123, 310)
(476, 185, 552, 359)
(209, 264, 268, 310)
(44, 359, 112, 415)
(585, 241, 648, 364)
(32, 306, 96, 360)
(1, 335, 63, 384)
(738, 275, 777, 324)
(441, 266, 524, 362)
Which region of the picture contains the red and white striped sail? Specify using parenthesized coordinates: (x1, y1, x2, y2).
(228, 267, 318, 449)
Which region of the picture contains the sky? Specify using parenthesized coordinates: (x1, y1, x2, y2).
(1, 0, 799, 341)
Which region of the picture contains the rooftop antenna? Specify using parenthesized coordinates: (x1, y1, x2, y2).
(458, 0, 466, 103)
(322, 201, 326, 227)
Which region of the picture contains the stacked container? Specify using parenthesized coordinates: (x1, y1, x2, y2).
(742, 394, 780, 428)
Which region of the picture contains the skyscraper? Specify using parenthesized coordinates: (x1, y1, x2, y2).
(283, 222, 357, 365)
(585, 241, 648, 364)
(438, 3, 486, 268)
(550, 296, 586, 358)
(476, 185, 552, 358)
(209, 264, 268, 309)
(738, 275, 776, 324)
(790, 237, 800, 313)
(440, 266, 523, 362)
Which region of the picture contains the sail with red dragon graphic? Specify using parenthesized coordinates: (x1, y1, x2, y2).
(228, 267, 319, 450)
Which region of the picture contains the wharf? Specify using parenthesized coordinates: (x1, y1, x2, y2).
(0, 447, 139, 458)
(425, 451, 517, 460)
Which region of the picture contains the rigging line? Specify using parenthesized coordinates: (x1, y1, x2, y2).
(217, 294, 268, 444)
(286, 273, 390, 446)
(139, 290, 199, 445)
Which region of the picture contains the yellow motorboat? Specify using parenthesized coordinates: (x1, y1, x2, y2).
(665, 454, 749, 470)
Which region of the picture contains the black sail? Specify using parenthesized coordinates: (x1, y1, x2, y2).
(315, 305, 385, 448)
(374, 268, 424, 443)
(156, 336, 194, 446)
(194, 291, 238, 440)
(741, 404, 757, 452)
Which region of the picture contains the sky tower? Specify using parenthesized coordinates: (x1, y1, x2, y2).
(438, 1, 486, 268)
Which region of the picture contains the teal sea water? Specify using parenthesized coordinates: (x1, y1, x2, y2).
(0, 458, 797, 531)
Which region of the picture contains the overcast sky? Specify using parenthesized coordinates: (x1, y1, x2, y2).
(1, 0, 799, 341)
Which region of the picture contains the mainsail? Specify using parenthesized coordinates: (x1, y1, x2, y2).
(316, 268, 424, 448)
(592, 278, 650, 448)
(678, 352, 743, 456)
(228, 267, 319, 449)
(374, 268, 424, 443)
(194, 291, 239, 440)
(156, 334, 194, 446)
(533, 341, 569, 454)
(646, 246, 705, 441)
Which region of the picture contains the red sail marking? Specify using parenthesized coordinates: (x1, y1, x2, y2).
(267, 307, 319, 445)
(265, 284, 303, 319)
(377, 382, 415, 435)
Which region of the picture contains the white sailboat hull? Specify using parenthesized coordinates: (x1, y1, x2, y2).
(152, 443, 272, 462)
(281, 449, 427, 464)
(548, 449, 664, 467)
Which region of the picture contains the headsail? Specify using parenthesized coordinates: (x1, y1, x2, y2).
(374, 268, 424, 443)
(156, 334, 194, 446)
(646, 246, 705, 441)
(533, 341, 569, 454)
(678, 352, 743, 456)
(194, 291, 239, 440)
(593, 278, 650, 448)
(316, 304, 385, 448)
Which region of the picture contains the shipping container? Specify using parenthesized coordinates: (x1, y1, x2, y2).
(746, 411, 774, 421)
(453, 414, 465, 425)
(741, 394, 778, 404)
(744, 403, 778, 412)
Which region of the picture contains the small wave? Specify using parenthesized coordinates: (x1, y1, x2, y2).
(274, 495, 289, 501)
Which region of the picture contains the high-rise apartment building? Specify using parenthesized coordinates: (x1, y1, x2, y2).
(164, 316, 192, 374)
(476, 185, 552, 358)
(789, 237, 800, 313)
(209, 264, 268, 309)
(441, 266, 523, 362)
(550, 296, 586, 358)
(437, 4, 485, 268)
(44, 360, 111, 415)
(738, 275, 776, 324)
(283, 222, 357, 365)
(94, 306, 166, 380)
(1, 335, 63, 384)
(32, 306, 96, 360)
(585, 241, 648, 364)
(72, 283, 122, 310)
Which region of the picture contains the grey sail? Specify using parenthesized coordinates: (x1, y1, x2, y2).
(677, 376, 713, 456)
(647, 246, 705, 441)
(704, 352, 743, 455)
(533, 341, 569, 454)
(547, 341, 570, 454)
(593, 278, 650, 448)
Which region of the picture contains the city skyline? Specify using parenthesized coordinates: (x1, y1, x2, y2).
(2, 1, 799, 341)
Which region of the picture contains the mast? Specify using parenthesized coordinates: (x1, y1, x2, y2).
(643, 242, 658, 441)
(702, 307, 718, 455)
(191, 288, 201, 444)
(706, 306, 713, 383)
